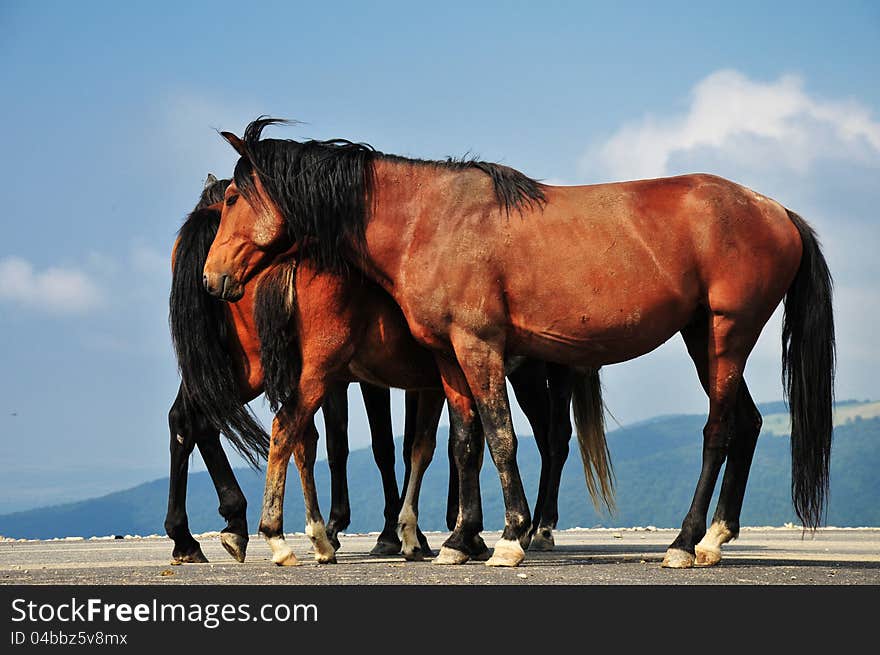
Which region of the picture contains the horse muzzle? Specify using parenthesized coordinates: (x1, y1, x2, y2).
(203, 271, 244, 301)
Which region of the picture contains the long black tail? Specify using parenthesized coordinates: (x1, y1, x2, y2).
(782, 210, 835, 529)
(168, 181, 270, 468)
(571, 368, 615, 513)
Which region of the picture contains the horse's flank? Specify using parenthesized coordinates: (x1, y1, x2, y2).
(364, 165, 802, 368)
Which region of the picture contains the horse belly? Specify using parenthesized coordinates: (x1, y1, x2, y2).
(506, 274, 699, 367)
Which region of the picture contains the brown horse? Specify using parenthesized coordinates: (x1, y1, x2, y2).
(167, 176, 437, 562)
(242, 241, 607, 565)
(181, 178, 602, 566)
(203, 118, 834, 569)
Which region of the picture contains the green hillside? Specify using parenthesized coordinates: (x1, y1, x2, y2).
(1, 407, 878, 540)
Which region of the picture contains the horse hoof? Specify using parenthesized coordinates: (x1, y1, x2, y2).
(416, 530, 434, 557)
(402, 546, 426, 562)
(694, 544, 722, 567)
(469, 537, 491, 561)
(370, 540, 403, 556)
(272, 551, 299, 567)
(432, 546, 470, 565)
(529, 530, 555, 551)
(661, 548, 695, 569)
(172, 546, 208, 564)
(314, 552, 337, 564)
(486, 539, 525, 567)
(220, 532, 248, 563)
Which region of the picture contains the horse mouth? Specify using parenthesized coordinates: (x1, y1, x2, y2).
(219, 277, 244, 302)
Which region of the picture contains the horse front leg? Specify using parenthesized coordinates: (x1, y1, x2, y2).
(451, 330, 532, 567)
(432, 356, 489, 565)
(294, 418, 338, 564)
(259, 382, 325, 567)
(398, 389, 444, 560)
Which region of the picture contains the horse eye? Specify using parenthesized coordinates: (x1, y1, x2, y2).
(225, 195, 238, 207)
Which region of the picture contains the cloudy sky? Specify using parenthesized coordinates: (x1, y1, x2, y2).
(1, 1, 877, 511)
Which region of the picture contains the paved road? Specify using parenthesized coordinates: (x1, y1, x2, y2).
(2, 527, 878, 585)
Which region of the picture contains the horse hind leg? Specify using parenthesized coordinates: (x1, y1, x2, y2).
(164, 388, 208, 564)
(361, 383, 404, 556)
(198, 431, 249, 563)
(398, 390, 444, 560)
(662, 310, 759, 569)
(323, 382, 351, 552)
(695, 383, 762, 566)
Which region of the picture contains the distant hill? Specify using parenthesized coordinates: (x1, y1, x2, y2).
(1, 403, 878, 540)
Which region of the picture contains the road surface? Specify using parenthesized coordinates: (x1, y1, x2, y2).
(2, 527, 878, 585)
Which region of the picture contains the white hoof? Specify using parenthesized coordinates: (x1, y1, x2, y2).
(306, 521, 337, 564)
(694, 521, 735, 567)
(486, 538, 525, 567)
(432, 546, 470, 565)
(661, 548, 695, 569)
(266, 536, 299, 567)
(397, 508, 421, 561)
(694, 544, 723, 567)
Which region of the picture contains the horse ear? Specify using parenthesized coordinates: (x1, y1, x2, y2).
(221, 131, 247, 156)
(204, 173, 218, 189)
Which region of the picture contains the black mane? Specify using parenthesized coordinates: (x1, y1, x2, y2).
(168, 176, 270, 468)
(253, 257, 301, 412)
(232, 117, 546, 273)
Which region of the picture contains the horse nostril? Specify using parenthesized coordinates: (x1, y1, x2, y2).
(203, 275, 210, 291)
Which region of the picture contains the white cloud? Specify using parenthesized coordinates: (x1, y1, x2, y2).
(583, 69, 880, 182)
(0, 256, 103, 315)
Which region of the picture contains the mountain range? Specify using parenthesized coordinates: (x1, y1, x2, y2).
(1, 400, 877, 540)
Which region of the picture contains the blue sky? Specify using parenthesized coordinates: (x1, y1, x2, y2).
(1, 1, 878, 512)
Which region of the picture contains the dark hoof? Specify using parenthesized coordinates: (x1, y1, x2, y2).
(468, 535, 491, 562)
(325, 525, 343, 552)
(416, 530, 435, 558)
(370, 538, 403, 556)
(172, 543, 208, 564)
(326, 533, 342, 552)
(529, 528, 555, 551)
(220, 532, 248, 563)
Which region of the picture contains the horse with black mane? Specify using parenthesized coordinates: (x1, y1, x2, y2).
(204, 117, 834, 568)
(166, 175, 432, 562)
(168, 175, 590, 565)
